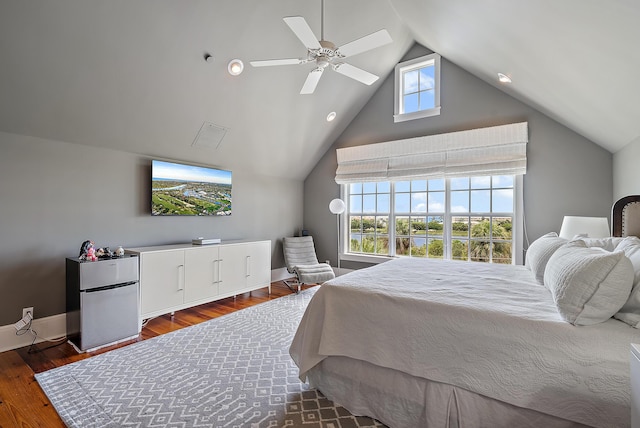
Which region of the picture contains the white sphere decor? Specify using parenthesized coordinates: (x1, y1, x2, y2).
(329, 198, 346, 214)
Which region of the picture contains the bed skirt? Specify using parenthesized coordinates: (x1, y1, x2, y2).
(307, 356, 591, 428)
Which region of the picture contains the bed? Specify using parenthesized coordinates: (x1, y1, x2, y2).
(289, 196, 640, 428)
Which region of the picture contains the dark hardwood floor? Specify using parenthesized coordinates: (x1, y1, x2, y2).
(0, 280, 310, 428)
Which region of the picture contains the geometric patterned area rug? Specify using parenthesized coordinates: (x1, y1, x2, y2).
(35, 287, 386, 428)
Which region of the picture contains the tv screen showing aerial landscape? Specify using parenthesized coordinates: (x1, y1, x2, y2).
(151, 160, 232, 216)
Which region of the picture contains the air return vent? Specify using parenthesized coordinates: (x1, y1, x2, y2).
(192, 122, 228, 150)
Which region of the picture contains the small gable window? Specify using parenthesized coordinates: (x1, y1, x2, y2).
(394, 53, 441, 123)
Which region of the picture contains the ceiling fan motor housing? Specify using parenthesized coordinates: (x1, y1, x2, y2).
(312, 41, 342, 69)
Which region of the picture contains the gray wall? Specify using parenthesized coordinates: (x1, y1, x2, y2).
(304, 44, 613, 269)
(0, 131, 303, 325)
(613, 135, 640, 200)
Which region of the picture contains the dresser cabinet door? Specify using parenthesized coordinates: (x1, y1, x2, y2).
(139, 250, 185, 316)
(218, 244, 248, 295)
(184, 246, 220, 303)
(246, 241, 271, 288)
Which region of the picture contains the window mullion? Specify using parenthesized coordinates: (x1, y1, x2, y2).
(389, 182, 396, 256)
(340, 184, 347, 258)
(489, 177, 494, 263)
(444, 178, 451, 259)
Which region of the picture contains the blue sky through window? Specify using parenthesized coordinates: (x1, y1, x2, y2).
(403, 65, 436, 113)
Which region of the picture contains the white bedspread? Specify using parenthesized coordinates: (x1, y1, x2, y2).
(290, 257, 640, 428)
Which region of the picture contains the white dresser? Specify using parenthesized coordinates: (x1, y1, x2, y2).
(126, 240, 271, 322)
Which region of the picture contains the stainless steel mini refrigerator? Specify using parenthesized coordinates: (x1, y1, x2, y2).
(66, 255, 140, 351)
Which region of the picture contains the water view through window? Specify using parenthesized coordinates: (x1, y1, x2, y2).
(347, 176, 515, 263)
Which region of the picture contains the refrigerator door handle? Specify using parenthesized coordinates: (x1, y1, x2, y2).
(83, 281, 137, 293)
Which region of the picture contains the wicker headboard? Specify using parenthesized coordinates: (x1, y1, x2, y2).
(612, 195, 640, 237)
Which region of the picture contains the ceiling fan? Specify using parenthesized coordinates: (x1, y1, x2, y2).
(249, 0, 392, 95)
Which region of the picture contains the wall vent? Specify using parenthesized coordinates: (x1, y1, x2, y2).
(192, 122, 228, 150)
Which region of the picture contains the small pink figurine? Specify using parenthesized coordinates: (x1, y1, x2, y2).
(85, 245, 97, 261)
(79, 240, 98, 261)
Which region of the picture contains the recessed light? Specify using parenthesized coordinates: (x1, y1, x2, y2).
(326, 111, 337, 122)
(228, 59, 244, 76)
(497, 73, 512, 83)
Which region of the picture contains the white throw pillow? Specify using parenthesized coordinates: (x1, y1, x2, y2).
(525, 232, 567, 285)
(613, 236, 640, 327)
(544, 240, 634, 326)
(579, 237, 625, 251)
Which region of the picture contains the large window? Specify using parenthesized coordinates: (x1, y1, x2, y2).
(346, 175, 516, 264)
(394, 53, 441, 123)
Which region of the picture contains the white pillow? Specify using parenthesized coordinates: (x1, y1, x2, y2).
(543, 240, 634, 326)
(525, 232, 567, 285)
(578, 237, 625, 251)
(613, 236, 640, 327)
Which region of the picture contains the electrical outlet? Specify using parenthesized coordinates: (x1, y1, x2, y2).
(23, 307, 33, 319)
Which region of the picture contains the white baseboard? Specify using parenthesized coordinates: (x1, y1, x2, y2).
(271, 267, 293, 282)
(0, 313, 67, 353)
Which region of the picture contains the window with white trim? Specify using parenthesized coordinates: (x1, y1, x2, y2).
(394, 53, 441, 123)
(335, 122, 528, 264)
(346, 175, 516, 264)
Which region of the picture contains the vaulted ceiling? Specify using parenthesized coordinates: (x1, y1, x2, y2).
(1, 0, 638, 180)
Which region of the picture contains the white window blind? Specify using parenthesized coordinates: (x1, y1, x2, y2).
(335, 122, 528, 184)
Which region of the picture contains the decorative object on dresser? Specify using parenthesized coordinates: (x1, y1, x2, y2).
(191, 237, 221, 245)
(126, 240, 271, 324)
(78, 240, 97, 261)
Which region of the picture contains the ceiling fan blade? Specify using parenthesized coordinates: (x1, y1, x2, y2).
(283, 16, 322, 50)
(336, 29, 392, 58)
(249, 58, 306, 67)
(333, 63, 379, 85)
(300, 68, 324, 94)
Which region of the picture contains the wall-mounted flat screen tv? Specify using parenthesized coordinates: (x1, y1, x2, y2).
(151, 159, 232, 216)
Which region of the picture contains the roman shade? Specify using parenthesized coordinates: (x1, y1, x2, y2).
(335, 122, 528, 184)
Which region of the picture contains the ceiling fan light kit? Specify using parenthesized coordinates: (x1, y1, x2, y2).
(249, 1, 392, 94)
